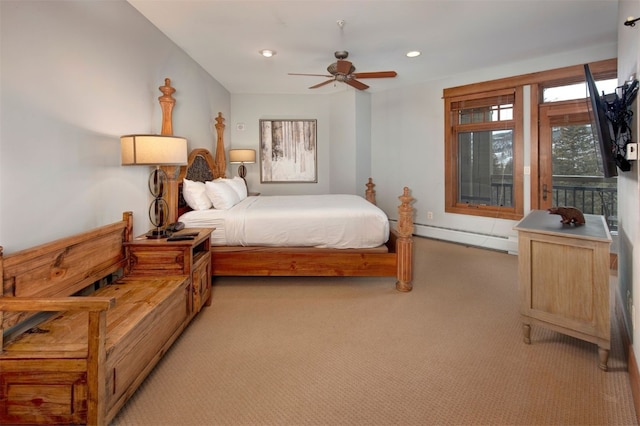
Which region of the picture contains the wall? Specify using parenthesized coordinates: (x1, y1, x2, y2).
(230, 90, 374, 197)
(229, 94, 330, 194)
(618, 0, 640, 363)
(0, 0, 624, 257)
(0, 0, 230, 252)
(232, 41, 616, 252)
(370, 43, 617, 251)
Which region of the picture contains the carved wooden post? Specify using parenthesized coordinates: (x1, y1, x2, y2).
(365, 177, 376, 204)
(158, 78, 175, 136)
(123, 211, 134, 275)
(395, 187, 414, 292)
(158, 78, 180, 224)
(214, 112, 227, 178)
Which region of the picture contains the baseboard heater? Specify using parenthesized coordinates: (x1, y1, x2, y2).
(389, 220, 518, 254)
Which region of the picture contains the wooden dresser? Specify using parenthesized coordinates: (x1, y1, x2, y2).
(514, 210, 612, 370)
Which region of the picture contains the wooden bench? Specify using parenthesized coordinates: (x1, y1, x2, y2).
(0, 212, 210, 425)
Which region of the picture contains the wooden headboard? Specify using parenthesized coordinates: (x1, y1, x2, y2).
(167, 112, 227, 222)
(173, 148, 222, 218)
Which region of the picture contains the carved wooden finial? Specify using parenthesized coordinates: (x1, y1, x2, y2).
(396, 187, 414, 239)
(365, 178, 376, 204)
(158, 78, 176, 136)
(214, 112, 227, 178)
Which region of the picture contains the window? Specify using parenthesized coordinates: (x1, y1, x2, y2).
(542, 79, 618, 102)
(445, 88, 523, 220)
(444, 58, 616, 221)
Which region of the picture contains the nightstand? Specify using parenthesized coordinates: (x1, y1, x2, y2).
(125, 228, 213, 318)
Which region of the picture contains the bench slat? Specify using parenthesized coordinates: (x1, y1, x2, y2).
(0, 276, 187, 357)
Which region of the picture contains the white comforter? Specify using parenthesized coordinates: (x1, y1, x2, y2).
(178, 194, 390, 249)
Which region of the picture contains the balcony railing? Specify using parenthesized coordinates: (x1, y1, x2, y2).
(460, 175, 617, 231)
(552, 175, 617, 231)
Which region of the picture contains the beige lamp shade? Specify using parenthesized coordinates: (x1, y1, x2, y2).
(229, 149, 256, 164)
(121, 134, 188, 166)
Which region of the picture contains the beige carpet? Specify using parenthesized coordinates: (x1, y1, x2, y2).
(111, 237, 637, 426)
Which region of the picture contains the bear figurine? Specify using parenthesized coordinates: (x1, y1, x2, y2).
(548, 206, 585, 226)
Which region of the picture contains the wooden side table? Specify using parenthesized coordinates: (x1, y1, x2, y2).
(514, 210, 612, 370)
(125, 228, 213, 318)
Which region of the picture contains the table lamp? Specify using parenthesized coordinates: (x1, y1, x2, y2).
(121, 134, 188, 238)
(229, 149, 256, 182)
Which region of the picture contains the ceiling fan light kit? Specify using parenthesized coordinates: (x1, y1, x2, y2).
(288, 50, 397, 91)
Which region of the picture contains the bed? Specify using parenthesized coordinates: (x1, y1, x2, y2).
(166, 147, 414, 292)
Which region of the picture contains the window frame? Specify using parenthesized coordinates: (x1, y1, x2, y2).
(443, 58, 617, 221)
(445, 87, 524, 220)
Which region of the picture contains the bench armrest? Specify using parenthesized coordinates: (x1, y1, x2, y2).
(0, 296, 115, 425)
(0, 296, 115, 312)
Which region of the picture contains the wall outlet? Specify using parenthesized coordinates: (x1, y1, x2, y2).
(427, 211, 433, 220)
(626, 143, 638, 160)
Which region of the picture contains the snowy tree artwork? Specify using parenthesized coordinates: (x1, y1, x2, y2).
(259, 119, 317, 183)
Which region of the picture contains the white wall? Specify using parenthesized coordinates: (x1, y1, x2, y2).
(230, 93, 335, 195)
(0, 0, 623, 258)
(617, 0, 640, 363)
(0, 0, 230, 252)
(232, 41, 616, 252)
(370, 43, 617, 251)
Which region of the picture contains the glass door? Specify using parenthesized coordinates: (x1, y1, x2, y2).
(538, 100, 617, 230)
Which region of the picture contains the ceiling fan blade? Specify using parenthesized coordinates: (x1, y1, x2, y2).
(346, 79, 369, 91)
(336, 59, 353, 75)
(352, 71, 398, 79)
(289, 73, 333, 77)
(309, 79, 335, 89)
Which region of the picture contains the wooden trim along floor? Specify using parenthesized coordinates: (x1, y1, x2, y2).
(615, 290, 640, 423)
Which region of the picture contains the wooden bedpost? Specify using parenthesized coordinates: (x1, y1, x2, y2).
(214, 112, 227, 178)
(158, 78, 181, 224)
(395, 187, 414, 292)
(365, 178, 376, 204)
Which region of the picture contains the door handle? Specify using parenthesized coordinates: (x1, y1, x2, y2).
(542, 184, 548, 201)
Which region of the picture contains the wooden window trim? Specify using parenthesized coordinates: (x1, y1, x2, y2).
(444, 58, 616, 221)
(445, 87, 524, 220)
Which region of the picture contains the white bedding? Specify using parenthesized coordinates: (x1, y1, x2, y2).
(178, 194, 390, 249)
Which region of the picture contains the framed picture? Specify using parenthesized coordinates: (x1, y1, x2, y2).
(259, 119, 317, 183)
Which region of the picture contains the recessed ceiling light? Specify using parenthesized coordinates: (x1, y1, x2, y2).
(259, 49, 276, 58)
(406, 51, 421, 58)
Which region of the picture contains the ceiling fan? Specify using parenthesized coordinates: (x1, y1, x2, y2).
(288, 51, 397, 90)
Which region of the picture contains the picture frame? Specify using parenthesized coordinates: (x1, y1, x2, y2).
(259, 119, 317, 183)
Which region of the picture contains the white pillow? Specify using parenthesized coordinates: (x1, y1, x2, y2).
(221, 176, 248, 200)
(205, 180, 241, 210)
(183, 179, 213, 211)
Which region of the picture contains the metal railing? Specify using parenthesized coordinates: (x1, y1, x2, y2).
(460, 175, 617, 231)
(552, 176, 617, 231)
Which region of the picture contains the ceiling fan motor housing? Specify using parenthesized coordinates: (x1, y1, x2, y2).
(327, 62, 356, 76)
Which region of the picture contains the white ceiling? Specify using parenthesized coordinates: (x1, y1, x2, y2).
(127, 0, 619, 95)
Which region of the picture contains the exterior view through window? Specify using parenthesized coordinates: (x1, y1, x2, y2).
(445, 87, 522, 220)
(456, 97, 514, 208)
(542, 77, 618, 231)
(444, 59, 617, 225)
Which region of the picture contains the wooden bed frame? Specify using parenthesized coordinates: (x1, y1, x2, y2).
(154, 82, 413, 290)
(167, 146, 415, 292)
